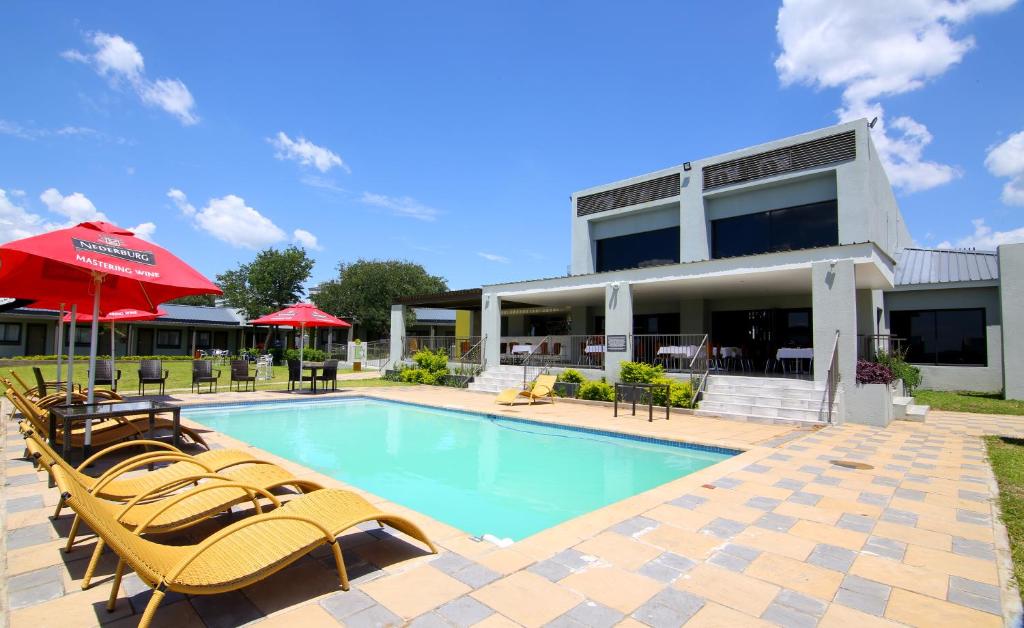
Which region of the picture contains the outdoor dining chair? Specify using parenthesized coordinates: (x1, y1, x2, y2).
(316, 359, 339, 392)
(229, 360, 256, 392)
(137, 360, 169, 396)
(90, 359, 122, 392)
(286, 359, 304, 391)
(192, 360, 220, 394)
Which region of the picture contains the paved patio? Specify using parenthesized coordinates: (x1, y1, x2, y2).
(2, 386, 1022, 627)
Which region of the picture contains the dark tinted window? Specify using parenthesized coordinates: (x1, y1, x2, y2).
(712, 200, 838, 259)
(890, 308, 986, 366)
(596, 226, 679, 272)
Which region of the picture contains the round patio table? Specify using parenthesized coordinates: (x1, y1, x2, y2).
(301, 361, 325, 393)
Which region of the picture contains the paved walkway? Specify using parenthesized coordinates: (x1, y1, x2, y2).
(2, 387, 1022, 627)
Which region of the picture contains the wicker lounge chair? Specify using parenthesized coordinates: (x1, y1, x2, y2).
(6, 369, 81, 401)
(229, 360, 255, 392)
(192, 360, 220, 394)
(137, 359, 169, 395)
(495, 374, 557, 405)
(89, 360, 122, 392)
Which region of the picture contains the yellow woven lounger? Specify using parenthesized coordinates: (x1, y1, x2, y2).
(52, 464, 350, 628)
(494, 374, 557, 406)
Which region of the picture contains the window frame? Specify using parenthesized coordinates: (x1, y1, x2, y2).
(156, 329, 182, 349)
(0, 323, 22, 345)
(595, 225, 680, 273)
(711, 199, 839, 259)
(890, 307, 988, 367)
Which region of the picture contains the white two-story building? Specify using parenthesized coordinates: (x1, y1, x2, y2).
(390, 119, 1024, 425)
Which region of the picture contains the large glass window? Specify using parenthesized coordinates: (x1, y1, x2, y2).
(711, 200, 838, 259)
(596, 226, 679, 272)
(0, 323, 21, 345)
(890, 308, 987, 366)
(156, 330, 182, 349)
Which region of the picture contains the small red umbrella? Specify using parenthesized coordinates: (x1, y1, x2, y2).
(62, 308, 166, 382)
(0, 221, 220, 434)
(250, 303, 350, 392)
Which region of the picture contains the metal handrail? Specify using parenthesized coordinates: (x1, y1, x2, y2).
(824, 330, 840, 424)
(521, 335, 551, 389)
(689, 334, 710, 408)
(453, 336, 486, 380)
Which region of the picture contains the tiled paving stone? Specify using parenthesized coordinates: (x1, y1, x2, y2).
(6, 522, 53, 550)
(630, 588, 705, 626)
(833, 574, 891, 617)
(431, 552, 475, 575)
(121, 572, 187, 613)
(744, 495, 782, 511)
(548, 600, 624, 628)
(772, 589, 828, 617)
(435, 595, 495, 626)
(609, 516, 659, 536)
(959, 489, 990, 502)
(767, 453, 792, 461)
(408, 612, 453, 628)
(529, 559, 574, 582)
(754, 512, 798, 532)
(773, 478, 806, 491)
(798, 465, 825, 475)
(7, 565, 64, 610)
(549, 548, 593, 571)
(788, 491, 822, 506)
(857, 492, 890, 507)
(447, 561, 502, 588)
(637, 552, 697, 583)
(4, 472, 39, 487)
(947, 575, 1003, 615)
(894, 487, 927, 501)
(668, 494, 706, 510)
(706, 543, 761, 573)
(5, 494, 44, 513)
(319, 589, 379, 621)
(957, 510, 992, 526)
(344, 603, 405, 628)
(699, 517, 746, 539)
(880, 508, 918, 527)
(744, 463, 771, 474)
(761, 600, 819, 628)
(807, 543, 857, 572)
(953, 537, 997, 560)
(711, 477, 742, 489)
(814, 474, 842, 486)
(190, 590, 265, 628)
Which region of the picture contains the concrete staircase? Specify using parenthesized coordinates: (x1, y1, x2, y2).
(468, 365, 541, 393)
(695, 375, 837, 424)
(893, 395, 929, 422)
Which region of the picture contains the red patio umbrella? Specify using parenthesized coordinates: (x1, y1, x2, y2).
(0, 221, 220, 439)
(249, 303, 350, 392)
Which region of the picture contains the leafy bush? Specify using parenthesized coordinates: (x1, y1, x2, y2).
(578, 379, 615, 402)
(283, 348, 327, 362)
(650, 377, 694, 408)
(875, 351, 922, 394)
(856, 359, 895, 385)
(557, 369, 585, 384)
(397, 348, 449, 386)
(4, 354, 196, 362)
(619, 361, 664, 383)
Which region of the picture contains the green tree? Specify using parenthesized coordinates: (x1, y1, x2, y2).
(216, 246, 315, 319)
(165, 294, 217, 307)
(313, 259, 447, 339)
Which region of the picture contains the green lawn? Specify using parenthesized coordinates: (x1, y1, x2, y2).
(915, 390, 1024, 416)
(985, 436, 1024, 600)
(5, 361, 409, 395)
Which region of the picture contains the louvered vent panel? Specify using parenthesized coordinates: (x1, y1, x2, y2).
(577, 173, 680, 217)
(702, 130, 856, 191)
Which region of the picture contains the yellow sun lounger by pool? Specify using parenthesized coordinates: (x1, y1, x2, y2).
(495, 374, 557, 405)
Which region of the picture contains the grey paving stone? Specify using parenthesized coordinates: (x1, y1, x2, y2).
(720, 543, 761, 561)
(320, 589, 378, 620)
(949, 575, 1001, 601)
(437, 596, 494, 627)
(550, 548, 591, 570)
(529, 559, 573, 582)
(835, 588, 887, 616)
(5, 494, 45, 513)
(904, 473, 930, 483)
(814, 475, 842, 486)
(700, 517, 746, 539)
(409, 612, 452, 628)
(884, 464, 910, 473)
(858, 492, 890, 507)
(838, 513, 876, 534)
(767, 453, 792, 461)
(872, 476, 900, 487)
(774, 589, 827, 617)
(449, 562, 501, 588)
(788, 491, 823, 506)
(880, 509, 918, 527)
(632, 589, 705, 626)
(754, 512, 797, 532)
(7, 566, 64, 610)
(708, 551, 750, 572)
(841, 574, 892, 599)
(864, 536, 907, 561)
(911, 462, 936, 469)
(637, 552, 696, 583)
(345, 604, 404, 628)
(745, 495, 782, 511)
(714, 477, 742, 489)
(610, 516, 659, 536)
(4, 473, 38, 487)
(669, 494, 706, 510)
(798, 465, 824, 475)
(761, 602, 818, 628)
(894, 487, 926, 501)
(6, 522, 53, 550)
(431, 551, 475, 575)
(774, 478, 806, 491)
(122, 572, 186, 612)
(190, 590, 264, 628)
(948, 587, 1002, 615)
(953, 537, 996, 560)
(551, 601, 624, 628)
(744, 463, 771, 474)
(807, 543, 857, 572)
(959, 489, 989, 502)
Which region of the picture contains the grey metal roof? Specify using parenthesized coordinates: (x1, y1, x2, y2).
(158, 304, 246, 325)
(413, 308, 457, 323)
(894, 248, 999, 286)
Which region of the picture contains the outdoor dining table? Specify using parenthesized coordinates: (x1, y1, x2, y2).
(47, 399, 182, 471)
(776, 347, 814, 373)
(301, 361, 326, 393)
(657, 345, 697, 371)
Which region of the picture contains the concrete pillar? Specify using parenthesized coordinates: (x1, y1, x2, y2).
(482, 292, 501, 368)
(812, 259, 857, 385)
(679, 298, 706, 334)
(1000, 243, 1024, 400)
(604, 281, 634, 381)
(389, 304, 406, 365)
(569, 306, 588, 335)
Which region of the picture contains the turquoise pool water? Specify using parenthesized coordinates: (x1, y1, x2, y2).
(187, 398, 735, 541)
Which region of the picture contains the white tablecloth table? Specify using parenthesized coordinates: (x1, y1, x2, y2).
(511, 344, 533, 354)
(584, 345, 605, 353)
(776, 348, 814, 360)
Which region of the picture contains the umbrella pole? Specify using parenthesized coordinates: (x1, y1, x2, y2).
(299, 323, 305, 393)
(66, 305, 77, 406)
(110, 321, 116, 391)
(85, 279, 101, 456)
(55, 304, 65, 388)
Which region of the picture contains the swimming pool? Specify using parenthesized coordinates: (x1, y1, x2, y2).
(187, 398, 736, 541)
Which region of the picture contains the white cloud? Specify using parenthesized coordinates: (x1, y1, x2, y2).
(360, 192, 439, 222)
(477, 252, 510, 263)
(128, 221, 156, 241)
(40, 188, 107, 222)
(300, 174, 346, 194)
(292, 228, 322, 250)
(937, 218, 1024, 249)
(63, 32, 199, 125)
(985, 130, 1024, 205)
(0, 119, 121, 143)
(0, 188, 47, 241)
(169, 189, 287, 249)
(269, 132, 348, 173)
(775, 0, 1016, 193)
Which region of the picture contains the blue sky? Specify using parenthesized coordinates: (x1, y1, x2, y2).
(2, 1, 1023, 292)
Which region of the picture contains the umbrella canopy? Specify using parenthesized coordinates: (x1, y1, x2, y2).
(250, 303, 349, 393)
(0, 221, 220, 313)
(62, 307, 167, 323)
